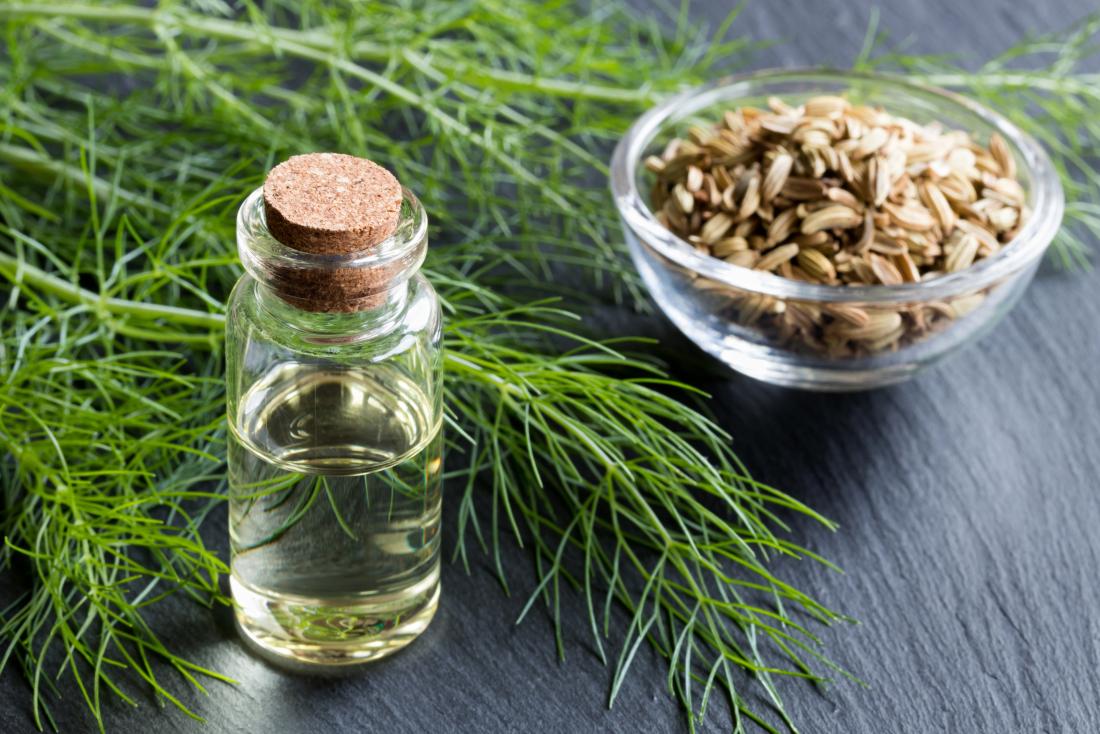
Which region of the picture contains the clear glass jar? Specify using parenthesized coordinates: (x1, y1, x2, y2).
(225, 184, 443, 668)
(611, 70, 1064, 390)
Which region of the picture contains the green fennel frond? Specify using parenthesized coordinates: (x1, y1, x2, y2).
(0, 3, 835, 732)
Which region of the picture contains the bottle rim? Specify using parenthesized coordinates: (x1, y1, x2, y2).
(236, 185, 429, 312)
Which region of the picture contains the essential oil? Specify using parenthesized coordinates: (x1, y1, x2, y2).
(226, 154, 442, 667)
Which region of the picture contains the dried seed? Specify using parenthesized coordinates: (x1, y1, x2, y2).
(797, 248, 837, 281)
(712, 165, 734, 191)
(947, 147, 977, 175)
(686, 165, 704, 192)
(937, 172, 977, 203)
(895, 252, 921, 283)
(863, 322, 906, 351)
(787, 265, 817, 284)
(651, 180, 669, 209)
(722, 110, 743, 131)
(949, 293, 986, 318)
(734, 219, 756, 238)
(852, 127, 889, 159)
(694, 277, 736, 296)
(955, 219, 1001, 254)
(988, 133, 1016, 179)
(721, 185, 736, 210)
(825, 187, 863, 211)
(944, 232, 979, 273)
(737, 172, 761, 221)
(804, 95, 849, 119)
(741, 106, 765, 122)
(687, 125, 712, 145)
(823, 303, 871, 327)
(801, 205, 864, 234)
(918, 180, 956, 233)
(869, 232, 907, 256)
(906, 140, 950, 164)
(850, 256, 876, 283)
(974, 152, 1002, 177)
(663, 198, 687, 232)
(759, 115, 799, 135)
(794, 231, 831, 248)
(833, 310, 903, 341)
(836, 149, 856, 185)
(658, 155, 690, 180)
(983, 176, 1026, 206)
(804, 146, 828, 178)
(713, 236, 749, 257)
(782, 177, 827, 200)
(672, 183, 694, 214)
(644, 155, 666, 173)
(854, 208, 875, 253)
(762, 153, 794, 202)
(754, 243, 800, 272)
(988, 206, 1019, 233)
(767, 96, 795, 115)
(707, 136, 746, 160)
(869, 156, 892, 207)
(784, 300, 818, 328)
(795, 127, 833, 147)
(735, 294, 773, 325)
(870, 253, 904, 285)
(884, 201, 936, 231)
(705, 174, 721, 206)
(724, 250, 759, 268)
(699, 212, 735, 243)
(767, 207, 799, 246)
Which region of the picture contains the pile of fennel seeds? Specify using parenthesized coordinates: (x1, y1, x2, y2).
(646, 95, 1027, 358)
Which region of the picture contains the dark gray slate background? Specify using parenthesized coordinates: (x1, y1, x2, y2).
(3, 0, 1099, 732)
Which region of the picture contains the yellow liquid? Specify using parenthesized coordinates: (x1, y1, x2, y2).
(228, 363, 442, 668)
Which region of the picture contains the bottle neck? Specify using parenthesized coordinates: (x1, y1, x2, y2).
(236, 186, 428, 322)
(254, 277, 411, 343)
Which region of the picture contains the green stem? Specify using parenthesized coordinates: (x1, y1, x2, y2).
(0, 2, 597, 208)
(436, 65, 659, 104)
(0, 3, 657, 104)
(0, 253, 225, 330)
(0, 144, 168, 213)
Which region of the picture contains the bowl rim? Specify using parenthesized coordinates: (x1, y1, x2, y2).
(609, 68, 1065, 304)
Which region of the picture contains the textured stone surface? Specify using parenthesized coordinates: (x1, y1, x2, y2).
(3, 1, 1098, 733)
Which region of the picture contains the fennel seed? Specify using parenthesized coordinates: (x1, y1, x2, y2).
(646, 94, 1027, 358)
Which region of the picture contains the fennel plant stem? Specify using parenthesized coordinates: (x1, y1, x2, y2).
(0, 253, 226, 331)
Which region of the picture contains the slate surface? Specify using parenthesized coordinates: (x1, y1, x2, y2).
(3, 1, 1099, 732)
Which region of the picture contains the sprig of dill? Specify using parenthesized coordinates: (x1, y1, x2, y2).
(0, 2, 1095, 733)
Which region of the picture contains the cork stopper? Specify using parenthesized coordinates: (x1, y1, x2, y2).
(260, 153, 408, 312)
(263, 153, 403, 254)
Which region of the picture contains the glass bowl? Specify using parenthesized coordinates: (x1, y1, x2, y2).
(610, 69, 1063, 390)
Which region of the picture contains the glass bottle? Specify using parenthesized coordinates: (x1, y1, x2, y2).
(225, 155, 443, 668)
